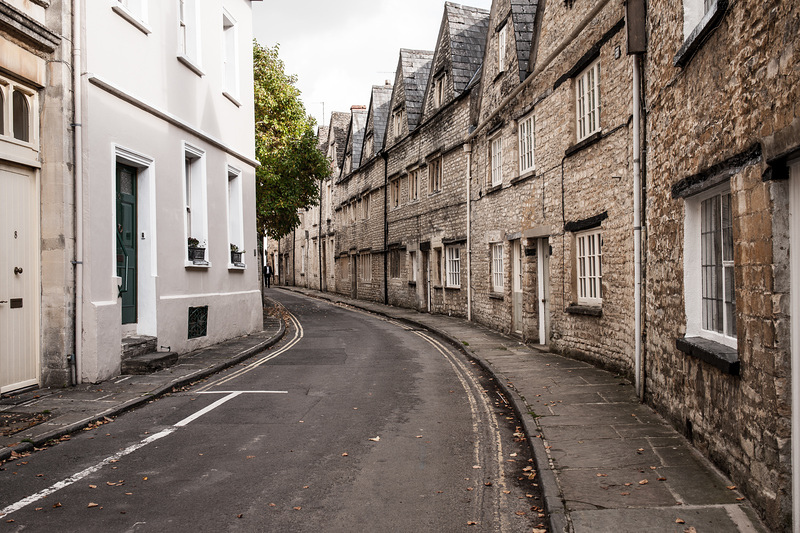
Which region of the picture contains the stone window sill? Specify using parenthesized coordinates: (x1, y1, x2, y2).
(565, 304, 602, 317)
(565, 131, 602, 157)
(489, 293, 504, 300)
(185, 261, 211, 269)
(676, 336, 739, 375)
(511, 170, 536, 186)
(408, 281, 417, 287)
(485, 183, 503, 195)
(674, 0, 728, 68)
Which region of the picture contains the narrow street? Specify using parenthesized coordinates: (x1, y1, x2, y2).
(1, 291, 544, 532)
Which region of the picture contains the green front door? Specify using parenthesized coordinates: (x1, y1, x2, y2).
(116, 163, 137, 325)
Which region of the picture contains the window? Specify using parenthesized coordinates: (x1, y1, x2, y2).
(344, 154, 352, 175)
(350, 202, 356, 223)
(576, 229, 602, 305)
(222, 10, 240, 102)
(428, 158, 442, 194)
(325, 183, 332, 220)
(359, 251, 371, 281)
(391, 179, 401, 208)
(490, 136, 503, 186)
(390, 249, 401, 278)
(364, 135, 374, 158)
(432, 248, 442, 286)
(491, 243, 504, 292)
(227, 166, 244, 265)
(184, 143, 208, 263)
(446, 246, 461, 288)
(393, 109, 404, 138)
(683, 0, 714, 40)
(12, 90, 29, 142)
(433, 73, 446, 108)
(362, 194, 370, 219)
(498, 24, 507, 74)
(410, 251, 418, 282)
(178, 0, 202, 75)
(409, 170, 419, 201)
(301, 244, 306, 275)
(685, 185, 736, 346)
(518, 115, 535, 174)
(576, 60, 600, 142)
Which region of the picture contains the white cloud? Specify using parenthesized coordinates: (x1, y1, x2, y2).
(253, 0, 493, 128)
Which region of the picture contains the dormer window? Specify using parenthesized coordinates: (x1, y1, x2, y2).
(364, 134, 374, 158)
(433, 73, 446, 108)
(497, 23, 507, 74)
(393, 109, 404, 138)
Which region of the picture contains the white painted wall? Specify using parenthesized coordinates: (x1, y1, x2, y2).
(79, 0, 261, 382)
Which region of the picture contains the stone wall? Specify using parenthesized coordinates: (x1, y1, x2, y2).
(644, 0, 799, 528)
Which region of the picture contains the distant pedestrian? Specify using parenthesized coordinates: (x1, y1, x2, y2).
(263, 264, 271, 288)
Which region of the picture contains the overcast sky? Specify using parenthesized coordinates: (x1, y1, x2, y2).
(252, 0, 494, 128)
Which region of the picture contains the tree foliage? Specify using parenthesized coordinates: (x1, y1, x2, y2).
(253, 42, 331, 240)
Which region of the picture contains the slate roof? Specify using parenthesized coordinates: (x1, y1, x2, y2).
(400, 49, 434, 131)
(350, 108, 368, 169)
(445, 2, 490, 94)
(510, 0, 538, 81)
(328, 111, 351, 169)
(368, 85, 393, 153)
(317, 126, 329, 153)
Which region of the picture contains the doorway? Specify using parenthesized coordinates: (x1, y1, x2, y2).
(116, 163, 137, 325)
(512, 240, 523, 334)
(0, 164, 39, 393)
(537, 238, 551, 345)
(351, 254, 358, 298)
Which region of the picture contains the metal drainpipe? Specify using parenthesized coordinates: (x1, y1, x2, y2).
(72, 0, 84, 385)
(463, 143, 472, 321)
(318, 180, 323, 291)
(633, 53, 643, 400)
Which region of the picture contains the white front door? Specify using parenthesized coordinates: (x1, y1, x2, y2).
(0, 164, 39, 393)
(512, 240, 523, 333)
(537, 238, 551, 345)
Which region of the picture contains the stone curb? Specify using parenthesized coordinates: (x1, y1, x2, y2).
(277, 287, 570, 533)
(0, 301, 287, 464)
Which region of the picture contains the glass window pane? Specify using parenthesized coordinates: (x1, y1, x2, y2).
(13, 90, 29, 142)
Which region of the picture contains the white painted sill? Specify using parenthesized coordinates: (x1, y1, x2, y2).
(223, 91, 242, 107)
(178, 55, 205, 77)
(111, 5, 152, 35)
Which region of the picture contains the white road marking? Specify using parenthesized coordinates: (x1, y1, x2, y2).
(0, 428, 175, 518)
(195, 310, 304, 392)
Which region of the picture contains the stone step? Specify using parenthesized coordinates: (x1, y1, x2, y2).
(121, 350, 179, 375)
(121, 336, 158, 361)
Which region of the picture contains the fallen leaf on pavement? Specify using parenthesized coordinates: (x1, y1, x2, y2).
(727, 485, 737, 490)
(467, 521, 477, 526)
(596, 473, 608, 477)
(639, 479, 649, 485)
(53, 503, 62, 508)
(658, 477, 667, 481)
(473, 465, 481, 469)
(502, 490, 511, 494)
(621, 492, 630, 496)
(293, 507, 301, 511)
(675, 518, 685, 524)
(685, 528, 697, 533)
(87, 502, 99, 508)
(515, 511, 525, 516)
(368, 436, 380, 442)
(341, 453, 348, 457)
(533, 529, 547, 533)
(89, 485, 97, 489)
(142, 477, 148, 481)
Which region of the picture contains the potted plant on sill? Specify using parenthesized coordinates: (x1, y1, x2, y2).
(230, 243, 244, 264)
(188, 237, 206, 262)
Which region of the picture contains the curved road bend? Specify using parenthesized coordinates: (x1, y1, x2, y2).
(0, 290, 542, 532)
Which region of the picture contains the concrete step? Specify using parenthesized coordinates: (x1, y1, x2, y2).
(121, 336, 158, 361)
(121, 350, 179, 375)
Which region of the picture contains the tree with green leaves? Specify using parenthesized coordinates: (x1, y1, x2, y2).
(253, 42, 331, 240)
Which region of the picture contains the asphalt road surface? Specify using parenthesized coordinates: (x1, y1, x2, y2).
(0, 291, 544, 532)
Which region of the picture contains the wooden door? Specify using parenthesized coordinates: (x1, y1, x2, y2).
(0, 164, 38, 393)
(116, 163, 137, 324)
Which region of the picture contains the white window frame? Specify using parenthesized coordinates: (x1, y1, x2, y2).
(491, 243, 504, 293)
(183, 143, 208, 265)
(575, 59, 601, 142)
(222, 9, 240, 105)
(113, 0, 151, 34)
(576, 229, 602, 305)
(684, 183, 737, 348)
(409, 169, 419, 201)
(0, 79, 39, 148)
(429, 158, 442, 194)
(518, 114, 535, 174)
(683, 0, 715, 40)
(178, 0, 203, 76)
(227, 166, 244, 267)
(490, 136, 503, 187)
(360, 251, 371, 282)
(497, 24, 507, 74)
(391, 179, 401, 208)
(446, 246, 461, 288)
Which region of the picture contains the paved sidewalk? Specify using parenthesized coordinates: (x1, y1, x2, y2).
(279, 286, 767, 533)
(0, 298, 285, 462)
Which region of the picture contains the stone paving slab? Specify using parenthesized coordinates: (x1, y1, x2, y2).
(278, 287, 769, 533)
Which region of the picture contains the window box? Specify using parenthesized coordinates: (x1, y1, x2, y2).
(188, 246, 206, 262)
(230, 250, 243, 264)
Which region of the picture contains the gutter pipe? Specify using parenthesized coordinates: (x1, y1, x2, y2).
(633, 53, 643, 399)
(72, 0, 83, 385)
